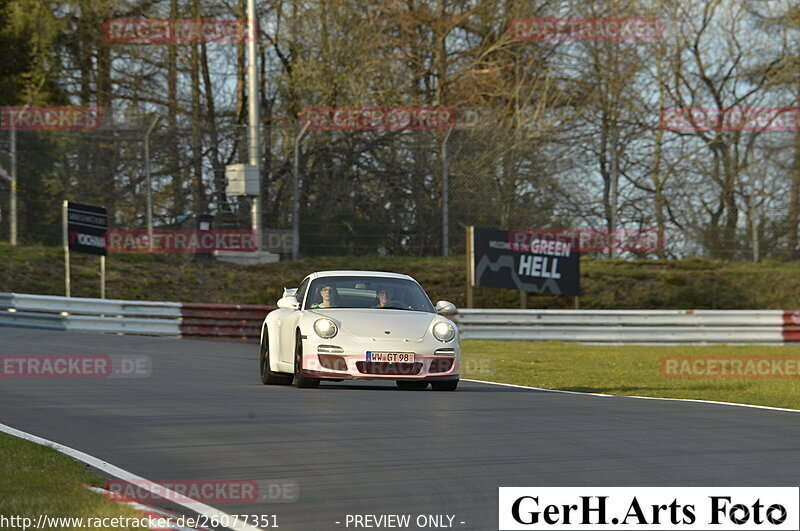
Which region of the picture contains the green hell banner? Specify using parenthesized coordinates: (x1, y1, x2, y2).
(470, 226, 580, 296)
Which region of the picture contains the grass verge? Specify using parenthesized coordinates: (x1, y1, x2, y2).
(460, 340, 800, 410)
(0, 432, 145, 530)
(5, 242, 800, 309)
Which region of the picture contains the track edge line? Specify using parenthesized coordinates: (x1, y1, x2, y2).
(0, 421, 264, 531)
(462, 378, 800, 413)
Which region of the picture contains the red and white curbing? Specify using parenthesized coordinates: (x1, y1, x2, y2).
(83, 484, 212, 531)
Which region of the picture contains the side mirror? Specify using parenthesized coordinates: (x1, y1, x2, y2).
(435, 300, 457, 315)
(277, 296, 300, 310)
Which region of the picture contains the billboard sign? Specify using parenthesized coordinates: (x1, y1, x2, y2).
(470, 226, 580, 296)
(67, 202, 108, 256)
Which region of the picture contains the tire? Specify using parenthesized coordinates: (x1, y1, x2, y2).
(396, 380, 428, 390)
(431, 379, 458, 391)
(294, 332, 320, 389)
(259, 335, 293, 385)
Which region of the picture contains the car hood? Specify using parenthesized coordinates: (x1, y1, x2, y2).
(310, 309, 435, 341)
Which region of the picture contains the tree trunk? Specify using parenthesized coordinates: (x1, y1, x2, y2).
(168, 0, 181, 223)
(789, 85, 800, 258)
(201, 38, 225, 213)
(190, 0, 206, 216)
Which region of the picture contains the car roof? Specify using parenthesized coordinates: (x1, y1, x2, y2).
(308, 270, 415, 282)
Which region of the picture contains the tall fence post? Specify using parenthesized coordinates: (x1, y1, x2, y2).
(466, 225, 474, 308)
(10, 127, 16, 246)
(441, 124, 454, 257)
(144, 115, 160, 251)
(293, 122, 309, 261)
(62, 200, 70, 297)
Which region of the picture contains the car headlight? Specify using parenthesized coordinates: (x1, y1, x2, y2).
(432, 321, 455, 342)
(314, 318, 338, 339)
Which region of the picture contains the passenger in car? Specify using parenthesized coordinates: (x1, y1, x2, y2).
(311, 283, 338, 308)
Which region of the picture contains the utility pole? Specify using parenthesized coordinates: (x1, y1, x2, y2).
(10, 127, 16, 245)
(247, 0, 262, 251)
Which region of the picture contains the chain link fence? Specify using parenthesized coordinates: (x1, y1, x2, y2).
(0, 122, 797, 261)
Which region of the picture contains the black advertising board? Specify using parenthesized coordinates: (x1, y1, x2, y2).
(470, 226, 580, 296)
(67, 201, 108, 256)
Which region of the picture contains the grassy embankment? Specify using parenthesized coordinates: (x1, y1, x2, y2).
(3, 242, 800, 309)
(0, 432, 144, 530)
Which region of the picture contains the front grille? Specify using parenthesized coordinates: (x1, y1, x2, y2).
(429, 358, 454, 373)
(318, 354, 347, 371)
(356, 362, 422, 375)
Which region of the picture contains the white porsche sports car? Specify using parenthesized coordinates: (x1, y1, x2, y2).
(258, 270, 460, 391)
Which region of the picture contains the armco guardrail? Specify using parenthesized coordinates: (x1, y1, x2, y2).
(1, 292, 800, 344)
(0, 293, 274, 343)
(453, 309, 800, 343)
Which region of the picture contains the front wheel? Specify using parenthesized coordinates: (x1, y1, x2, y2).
(294, 332, 320, 389)
(431, 379, 458, 392)
(260, 336, 293, 385)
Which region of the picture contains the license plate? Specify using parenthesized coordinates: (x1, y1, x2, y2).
(366, 352, 414, 363)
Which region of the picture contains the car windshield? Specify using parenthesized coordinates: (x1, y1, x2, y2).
(304, 276, 435, 312)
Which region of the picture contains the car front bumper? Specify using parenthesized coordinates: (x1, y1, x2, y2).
(300, 337, 460, 381)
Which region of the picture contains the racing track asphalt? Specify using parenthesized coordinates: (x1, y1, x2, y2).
(1, 327, 800, 530)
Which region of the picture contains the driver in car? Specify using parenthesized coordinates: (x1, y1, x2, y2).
(375, 286, 393, 308)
